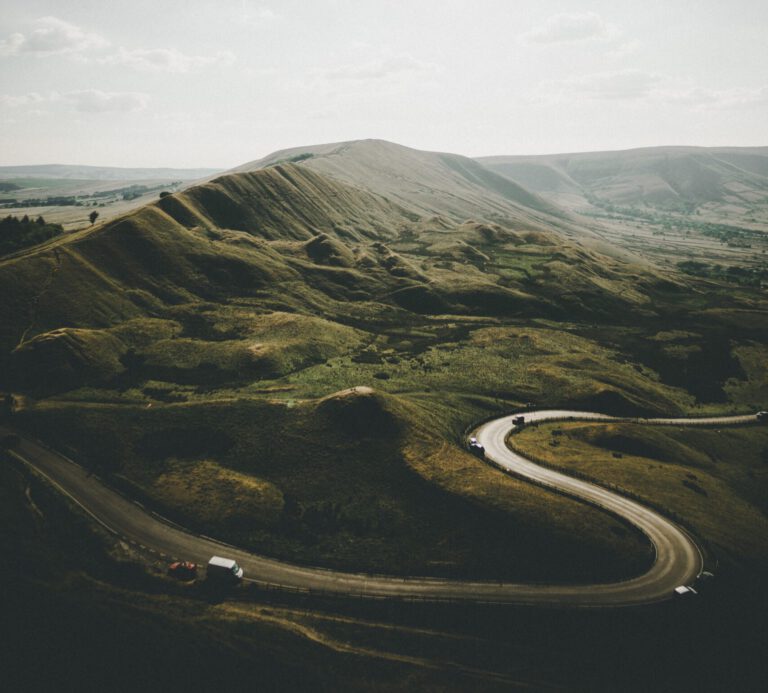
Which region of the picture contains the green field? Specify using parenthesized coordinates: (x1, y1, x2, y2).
(510, 422, 768, 574)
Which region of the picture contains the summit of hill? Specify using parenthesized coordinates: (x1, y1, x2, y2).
(235, 138, 568, 225)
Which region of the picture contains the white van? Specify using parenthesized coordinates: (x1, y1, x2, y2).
(207, 556, 244, 583)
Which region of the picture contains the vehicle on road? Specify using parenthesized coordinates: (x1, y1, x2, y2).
(167, 561, 198, 581)
(467, 436, 485, 458)
(207, 556, 244, 583)
(512, 415, 525, 426)
(757, 411, 767, 423)
(673, 585, 698, 598)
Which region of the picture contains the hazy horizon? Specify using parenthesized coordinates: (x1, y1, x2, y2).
(1, 0, 767, 168)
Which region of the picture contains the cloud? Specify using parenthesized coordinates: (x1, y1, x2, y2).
(316, 54, 440, 82)
(0, 33, 24, 56)
(1, 88, 151, 114)
(537, 69, 660, 101)
(607, 39, 642, 61)
(240, 3, 278, 24)
(534, 70, 768, 110)
(64, 90, 149, 113)
(0, 16, 108, 56)
(521, 12, 620, 44)
(0, 92, 48, 108)
(101, 47, 236, 73)
(658, 85, 768, 109)
(0, 17, 235, 73)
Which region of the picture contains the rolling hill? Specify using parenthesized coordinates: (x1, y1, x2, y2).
(0, 164, 222, 181)
(478, 146, 768, 222)
(235, 138, 568, 226)
(1, 138, 767, 585)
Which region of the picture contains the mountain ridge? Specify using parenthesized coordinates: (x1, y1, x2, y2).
(234, 138, 570, 226)
(477, 145, 768, 216)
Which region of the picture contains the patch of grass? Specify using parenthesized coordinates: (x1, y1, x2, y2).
(1, 460, 483, 692)
(151, 459, 284, 528)
(277, 325, 695, 416)
(16, 392, 652, 583)
(726, 342, 768, 407)
(511, 422, 768, 574)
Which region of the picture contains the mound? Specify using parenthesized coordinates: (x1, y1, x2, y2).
(302, 233, 356, 267)
(564, 389, 649, 417)
(316, 386, 405, 439)
(152, 459, 284, 528)
(11, 327, 126, 392)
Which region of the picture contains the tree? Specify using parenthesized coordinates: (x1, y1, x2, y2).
(89, 210, 99, 225)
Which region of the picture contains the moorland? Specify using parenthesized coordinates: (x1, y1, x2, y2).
(1, 139, 767, 691)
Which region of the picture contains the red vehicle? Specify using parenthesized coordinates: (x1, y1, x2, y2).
(168, 561, 198, 581)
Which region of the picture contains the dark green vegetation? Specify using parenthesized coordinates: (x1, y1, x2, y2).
(0, 454, 522, 692)
(2, 140, 767, 584)
(511, 423, 768, 575)
(2, 448, 766, 692)
(1, 138, 767, 691)
(15, 394, 651, 582)
(677, 259, 768, 287)
(0, 214, 63, 256)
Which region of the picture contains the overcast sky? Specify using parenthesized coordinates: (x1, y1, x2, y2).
(1, 0, 766, 167)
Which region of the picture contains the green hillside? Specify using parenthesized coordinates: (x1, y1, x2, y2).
(236, 138, 568, 224)
(479, 146, 768, 213)
(2, 140, 767, 582)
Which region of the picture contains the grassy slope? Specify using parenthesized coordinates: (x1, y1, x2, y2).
(1, 144, 767, 583)
(3, 458, 524, 693)
(3, 450, 766, 693)
(14, 391, 652, 583)
(479, 146, 768, 210)
(510, 422, 768, 575)
(237, 138, 568, 226)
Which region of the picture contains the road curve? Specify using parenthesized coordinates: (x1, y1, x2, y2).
(2, 411, 759, 606)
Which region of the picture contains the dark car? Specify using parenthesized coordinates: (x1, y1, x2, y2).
(467, 437, 485, 458)
(757, 411, 768, 423)
(168, 561, 198, 581)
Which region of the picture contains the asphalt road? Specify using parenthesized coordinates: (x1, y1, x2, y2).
(2, 410, 759, 606)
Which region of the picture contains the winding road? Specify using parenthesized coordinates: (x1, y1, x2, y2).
(2, 410, 759, 606)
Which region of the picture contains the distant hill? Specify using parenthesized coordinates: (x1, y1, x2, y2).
(478, 146, 768, 217)
(234, 139, 569, 226)
(0, 164, 222, 181)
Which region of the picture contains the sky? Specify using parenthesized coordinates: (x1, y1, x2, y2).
(0, 0, 766, 168)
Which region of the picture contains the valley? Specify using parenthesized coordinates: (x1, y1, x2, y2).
(2, 138, 767, 691)
(479, 147, 768, 284)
